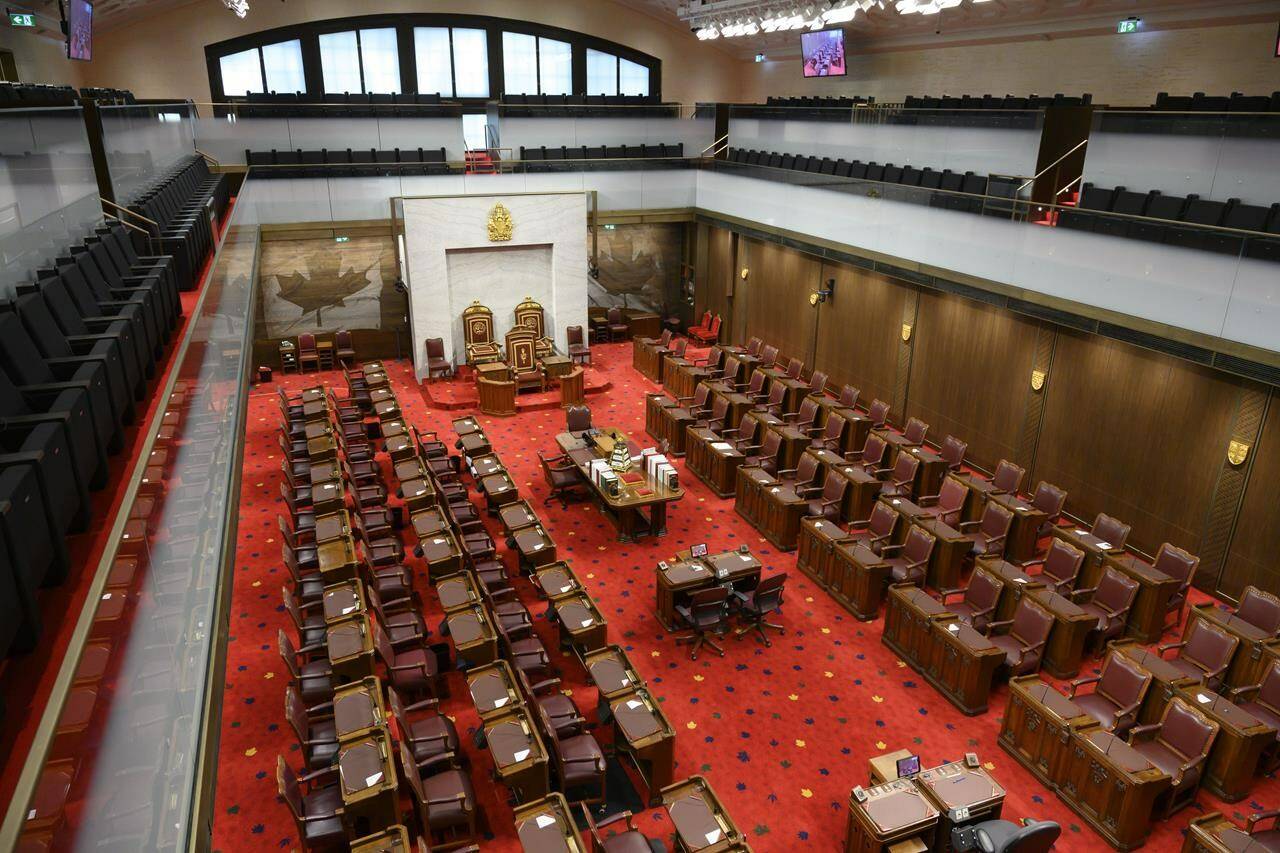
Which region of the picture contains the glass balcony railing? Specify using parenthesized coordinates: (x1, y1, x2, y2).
(98, 102, 200, 205)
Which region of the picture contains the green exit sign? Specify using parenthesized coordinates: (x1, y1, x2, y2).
(8, 12, 37, 27)
(1117, 18, 1140, 33)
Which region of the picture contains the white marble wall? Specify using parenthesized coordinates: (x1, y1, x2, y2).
(401, 193, 589, 380)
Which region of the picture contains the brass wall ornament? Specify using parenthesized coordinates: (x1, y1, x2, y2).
(1031, 369, 1046, 391)
(1227, 440, 1250, 466)
(901, 323, 913, 342)
(486, 202, 513, 242)
(740, 267, 749, 280)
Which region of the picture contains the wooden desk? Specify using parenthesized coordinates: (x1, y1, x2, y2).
(804, 449, 880, 523)
(409, 507, 449, 541)
(1000, 675, 1094, 788)
(1185, 604, 1280, 691)
(315, 510, 353, 544)
(883, 584, 954, 669)
(457, 431, 492, 462)
(654, 548, 762, 631)
(663, 359, 714, 407)
(1027, 587, 1094, 679)
(914, 517, 969, 592)
(755, 479, 814, 551)
(535, 561, 582, 601)
(733, 463, 778, 529)
(511, 524, 557, 573)
(452, 416, 483, 436)
(557, 429, 683, 542)
(765, 419, 810, 472)
(633, 338, 665, 383)
(436, 571, 482, 613)
(299, 386, 325, 404)
(898, 445, 948, 502)
(1176, 685, 1275, 802)
(1110, 641, 1201, 726)
(486, 708, 550, 805)
(610, 687, 676, 805)
(662, 775, 744, 853)
(308, 431, 338, 462)
(317, 536, 358, 584)
(309, 459, 342, 486)
(625, 311, 662, 341)
(327, 614, 376, 681)
(373, 398, 401, 422)
(929, 620, 1005, 715)
(337, 728, 399, 837)
(585, 645, 645, 704)
(552, 592, 608, 657)
(988, 493, 1047, 564)
(302, 398, 328, 423)
(685, 427, 745, 498)
(480, 471, 520, 512)
(469, 452, 506, 480)
(540, 354, 572, 381)
(418, 530, 462, 581)
(1052, 525, 1125, 590)
(323, 579, 366, 624)
(380, 418, 408, 446)
(844, 778, 938, 853)
(475, 361, 510, 383)
(466, 660, 520, 722)
(1184, 813, 1262, 853)
(514, 792, 586, 853)
(1102, 552, 1181, 644)
(350, 825, 411, 853)
(916, 762, 1005, 853)
(498, 500, 540, 536)
(1060, 728, 1171, 850)
(976, 558, 1045, 624)
(645, 393, 689, 456)
(833, 541, 892, 621)
(446, 606, 498, 669)
(333, 677, 387, 743)
(797, 516, 843, 591)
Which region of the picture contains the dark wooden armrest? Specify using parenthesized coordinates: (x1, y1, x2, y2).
(1247, 811, 1280, 834)
(1228, 683, 1262, 701)
(1127, 723, 1161, 741)
(1067, 675, 1100, 698)
(405, 696, 441, 712)
(957, 519, 981, 532)
(299, 765, 339, 784)
(985, 618, 1014, 635)
(938, 587, 965, 601)
(878, 543, 904, 555)
(1157, 640, 1186, 657)
(529, 677, 561, 693)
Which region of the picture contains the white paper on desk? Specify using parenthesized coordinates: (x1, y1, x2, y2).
(560, 585, 571, 593)
(626, 699, 643, 710)
(513, 749, 531, 762)
(620, 676, 630, 686)
(1013, 578, 1026, 585)
(741, 554, 753, 561)
(1074, 528, 1089, 536)
(948, 624, 960, 633)
(1017, 506, 1029, 512)
(581, 618, 594, 627)
(534, 543, 544, 550)
(494, 696, 509, 708)
(1097, 542, 1112, 550)
(535, 815, 556, 829)
(342, 604, 357, 614)
(771, 487, 780, 494)
(1197, 693, 1212, 704)
(711, 442, 733, 451)
(364, 772, 383, 787)
(892, 499, 901, 506)
(433, 538, 446, 544)
(706, 830, 723, 845)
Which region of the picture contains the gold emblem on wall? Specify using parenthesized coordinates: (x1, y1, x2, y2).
(901, 323, 913, 342)
(1227, 440, 1250, 466)
(1031, 369, 1046, 391)
(487, 203, 513, 242)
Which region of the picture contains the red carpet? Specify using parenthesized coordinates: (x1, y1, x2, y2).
(214, 342, 1277, 851)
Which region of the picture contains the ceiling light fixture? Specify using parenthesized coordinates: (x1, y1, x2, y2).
(222, 0, 249, 17)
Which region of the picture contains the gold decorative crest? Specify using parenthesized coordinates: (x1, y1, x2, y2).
(1227, 440, 1249, 466)
(487, 203, 513, 242)
(901, 323, 913, 342)
(1031, 369, 1046, 391)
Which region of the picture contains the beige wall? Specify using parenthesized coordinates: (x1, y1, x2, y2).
(79, 0, 748, 105)
(744, 21, 1280, 106)
(0, 26, 82, 85)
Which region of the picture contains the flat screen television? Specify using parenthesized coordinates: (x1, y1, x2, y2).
(66, 0, 93, 61)
(801, 28, 846, 78)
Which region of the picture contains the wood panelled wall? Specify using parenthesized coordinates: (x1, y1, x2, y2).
(696, 223, 1275, 601)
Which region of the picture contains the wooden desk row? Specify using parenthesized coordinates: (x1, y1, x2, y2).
(845, 761, 1005, 853)
(655, 546, 764, 631)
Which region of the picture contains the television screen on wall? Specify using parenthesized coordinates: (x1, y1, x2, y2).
(66, 0, 93, 61)
(801, 28, 845, 77)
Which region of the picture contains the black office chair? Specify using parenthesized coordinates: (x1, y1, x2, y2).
(951, 819, 1060, 853)
(675, 585, 730, 660)
(733, 573, 787, 646)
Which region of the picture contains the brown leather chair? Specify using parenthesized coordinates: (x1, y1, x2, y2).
(388, 686, 461, 769)
(1091, 513, 1132, 551)
(1127, 698, 1219, 817)
(397, 739, 479, 849)
(283, 545, 322, 610)
(744, 336, 763, 356)
(867, 398, 890, 428)
(841, 500, 899, 556)
(282, 586, 325, 650)
(807, 370, 829, 397)
(1150, 543, 1199, 629)
(334, 329, 356, 366)
(878, 451, 920, 499)
(285, 684, 339, 770)
(1023, 539, 1085, 594)
(757, 382, 788, 416)
(853, 433, 889, 475)
(917, 476, 967, 527)
(367, 585, 427, 646)
(675, 585, 731, 660)
(802, 471, 848, 523)
(938, 568, 1004, 633)
(1159, 619, 1240, 691)
(776, 450, 820, 489)
(959, 496, 1013, 558)
(722, 413, 758, 450)
(896, 417, 928, 447)
(566, 405, 592, 434)
(835, 384, 859, 410)
(1232, 661, 1280, 771)
(496, 609, 552, 679)
(1077, 566, 1139, 651)
(582, 805, 654, 853)
(567, 325, 591, 364)
(940, 435, 968, 471)
(1030, 481, 1067, 536)
(514, 668, 583, 741)
(1235, 586, 1280, 636)
(976, 459, 1025, 497)
(425, 337, 452, 379)
(373, 620, 442, 700)
(297, 333, 320, 372)
(880, 526, 935, 586)
(812, 411, 848, 450)
(1240, 812, 1280, 851)
(986, 597, 1054, 676)
(540, 450, 588, 508)
(277, 756, 345, 850)
(742, 431, 783, 475)
(782, 397, 821, 435)
(278, 629, 334, 704)
(1069, 651, 1152, 736)
(532, 689, 607, 807)
(606, 307, 628, 341)
(733, 572, 787, 646)
(783, 357, 803, 380)
(701, 395, 731, 433)
(736, 369, 768, 403)
(760, 343, 780, 366)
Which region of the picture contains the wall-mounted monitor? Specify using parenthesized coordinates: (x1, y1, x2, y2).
(66, 0, 93, 61)
(801, 27, 845, 78)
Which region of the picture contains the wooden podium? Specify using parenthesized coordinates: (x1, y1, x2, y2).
(844, 779, 938, 852)
(1000, 675, 1095, 787)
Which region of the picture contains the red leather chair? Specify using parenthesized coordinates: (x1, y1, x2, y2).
(606, 307, 629, 341)
(756, 382, 788, 416)
(917, 477, 967, 528)
(1069, 651, 1152, 736)
(276, 756, 345, 850)
(800, 471, 849, 524)
(397, 739, 479, 849)
(1091, 513, 1132, 551)
(781, 397, 821, 436)
(582, 805, 655, 853)
(1159, 619, 1239, 691)
(880, 526, 935, 586)
(965, 459, 1025, 501)
(540, 450, 588, 508)
(878, 451, 920, 499)
(776, 450, 820, 489)
(689, 313, 721, 345)
(278, 629, 335, 706)
(721, 413, 759, 450)
(866, 399, 890, 429)
(959, 500, 1013, 558)
(1030, 480, 1067, 536)
(372, 620, 442, 700)
(938, 568, 1003, 633)
(744, 336, 763, 356)
(676, 585, 731, 659)
(986, 597, 1055, 676)
(687, 311, 713, 340)
(532, 690, 607, 807)
(566, 325, 591, 364)
(282, 585, 325, 650)
(1023, 539, 1085, 594)
(285, 684, 339, 770)
(806, 370, 829, 397)
(334, 329, 356, 366)
(852, 433, 889, 474)
(496, 609, 552, 679)
(835, 384, 859, 410)
(811, 411, 849, 451)
(940, 435, 968, 471)
(1077, 566, 1140, 651)
(1235, 586, 1280, 636)
(387, 686, 460, 768)
(741, 430, 782, 476)
(760, 343, 780, 367)
(297, 333, 320, 372)
(1151, 543, 1199, 629)
(425, 337, 452, 380)
(1232, 661, 1280, 772)
(516, 668, 583, 741)
(566, 404, 592, 434)
(840, 500, 899, 556)
(1127, 699, 1219, 817)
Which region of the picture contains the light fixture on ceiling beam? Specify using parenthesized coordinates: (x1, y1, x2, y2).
(222, 0, 249, 17)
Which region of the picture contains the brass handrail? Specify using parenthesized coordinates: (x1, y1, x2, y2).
(1017, 138, 1088, 193)
(103, 210, 151, 236)
(99, 196, 159, 228)
(195, 147, 220, 166)
(700, 133, 729, 157)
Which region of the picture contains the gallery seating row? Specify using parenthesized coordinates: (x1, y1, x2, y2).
(245, 147, 451, 178)
(518, 142, 686, 165)
(0, 221, 186, 702)
(724, 147, 1026, 217)
(498, 93, 679, 118)
(127, 154, 229, 291)
(1059, 183, 1280, 260)
(1151, 91, 1280, 112)
(0, 83, 81, 109)
(78, 87, 136, 105)
(1096, 91, 1280, 137)
(222, 90, 465, 118)
(726, 95, 874, 121)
